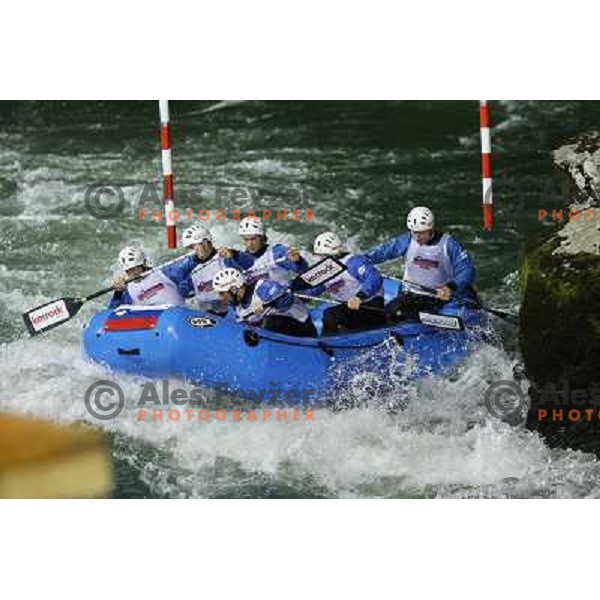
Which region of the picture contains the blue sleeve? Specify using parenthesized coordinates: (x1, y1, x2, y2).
(108, 289, 133, 309)
(346, 256, 383, 299)
(162, 255, 199, 285)
(300, 284, 326, 297)
(255, 280, 293, 309)
(446, 236, 475, 293)
(273, 291, 293, 310)
(178, 275, 195, 298)
(271, 244, 309, 273)
(224, 250, 255, 271)
(365, 233, 411, 264)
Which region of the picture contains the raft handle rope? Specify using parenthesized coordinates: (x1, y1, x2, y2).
(241, 324, 405, 352)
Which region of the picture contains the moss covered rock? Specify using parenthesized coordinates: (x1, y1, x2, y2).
(520, 136, 600, 450)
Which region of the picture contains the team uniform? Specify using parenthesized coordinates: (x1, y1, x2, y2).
(108, 256, 196, 309)
(234, 279, 317, 337)
(306, 252, 386, 335)
(365, 230, 476, 318)
(226, 244, 308, 285)
(178, 251, 229, 315)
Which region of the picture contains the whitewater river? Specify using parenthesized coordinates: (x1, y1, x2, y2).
(2, 100, 600, 498)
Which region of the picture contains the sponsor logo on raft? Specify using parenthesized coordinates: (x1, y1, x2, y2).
(83, 379, 319, 422)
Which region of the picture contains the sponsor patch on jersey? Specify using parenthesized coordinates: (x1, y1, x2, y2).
(138, 282, 165, 302)
(327, 279, 346, 294)
(413, 256, 440, 270)
(196, 281, 214, 293)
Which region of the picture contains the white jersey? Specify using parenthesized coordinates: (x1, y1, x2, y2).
(324, 255, 383, 302)
(127, 270, 185, 306)
(244, 246, 290, 285)
(403, 233, 452, 296)
(189, 255, 229, 313)
(236, 279, 310, 325)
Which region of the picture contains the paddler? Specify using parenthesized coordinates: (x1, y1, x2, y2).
(306, 232, 386, 335)
(219, 216, 309, 284)
(177, 223, 229, 316)
(365, 206, 476, 319)
(109, 246, 195, 308)
(212, 267, 317, 337)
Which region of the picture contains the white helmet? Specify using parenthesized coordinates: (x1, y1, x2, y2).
(213, 268, 244, 292)
(314, 232, 343, 256)
(238, 216, 265, 237)
(118, 246, 146, 271)
(182, 223, 212, 248)
(406, 206, 435, 232)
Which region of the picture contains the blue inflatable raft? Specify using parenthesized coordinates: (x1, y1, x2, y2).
(82, 279, 495, 405)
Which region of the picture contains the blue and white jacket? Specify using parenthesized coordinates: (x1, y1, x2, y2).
(225, 244, 308, 285)
(304, 253, 384, 302)
(108, 256, 198, 309)
(365, 231, 476, 298)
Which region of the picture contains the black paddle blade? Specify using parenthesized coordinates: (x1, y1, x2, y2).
(22, 297, 85, 336)
(291, 257, 347, 292)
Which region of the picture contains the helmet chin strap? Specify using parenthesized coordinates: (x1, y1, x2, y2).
(229, 287, 241, 306)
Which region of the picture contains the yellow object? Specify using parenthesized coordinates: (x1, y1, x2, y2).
(0, 413, 112, 498)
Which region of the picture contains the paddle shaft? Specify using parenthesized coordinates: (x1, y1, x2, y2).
(91, 251, 194, 302)
(22, 251, 194, 336)
(400, 279, 518, 324)
(296, 293, 385, 314)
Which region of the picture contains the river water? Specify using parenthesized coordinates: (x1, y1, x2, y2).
(2, 100, 600, 498)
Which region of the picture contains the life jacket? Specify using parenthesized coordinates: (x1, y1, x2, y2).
(324, 254, 383, 302)
(189, 253, 229, 313)
(244, 245, 291, 285)
(236, 279, 310, 325)
(403, 233, 452, 296)
(127, 270, 185, 306)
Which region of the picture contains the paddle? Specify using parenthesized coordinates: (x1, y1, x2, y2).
(401, 280, 519, 325)
(22, 252, 194, 336)
(295, 293, 465, 331)
(296, 293, 385, 314)
(290, 256, 347, 292)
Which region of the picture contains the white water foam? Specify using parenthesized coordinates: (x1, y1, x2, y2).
(2, 326, 600, 498)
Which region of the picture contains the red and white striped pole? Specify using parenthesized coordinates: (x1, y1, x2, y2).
(479, 100, 493, 231)
(159, 100, 177, 248)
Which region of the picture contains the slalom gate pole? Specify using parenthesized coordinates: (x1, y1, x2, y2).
(480, 100, 494, 231)
(159, 100, 177, 248)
